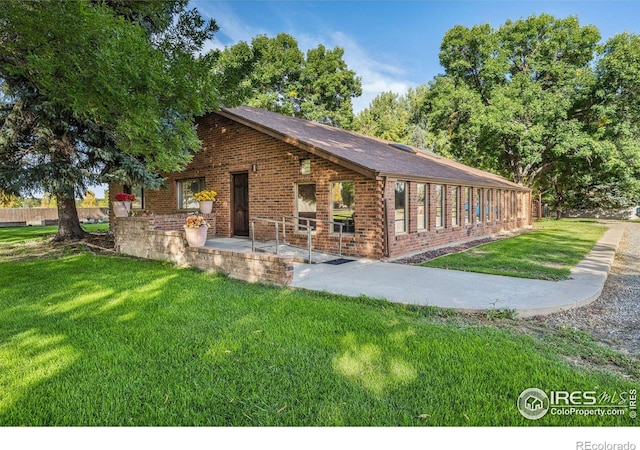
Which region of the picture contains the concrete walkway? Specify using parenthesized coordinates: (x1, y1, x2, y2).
(291, 222, 625, 318)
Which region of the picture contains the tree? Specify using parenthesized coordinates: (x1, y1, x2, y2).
(41, 193, 57, 209)
(420, 14, 640, 212)
(81, 190, 98, 208)
(355, 92, 411, 142)
(354, 86, 451, 155)
(98, 189, 109, 208)
(212, 33, 362, 129)
(0, 1, 218, 240)
(0, 189, 21, 208)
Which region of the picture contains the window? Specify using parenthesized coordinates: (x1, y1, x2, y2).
(394, 181, 407, 234)
(124, 185, 144, 209)
(486, 189, 492, 222)
(417, 183, 428, 231)
(177, 178, 205, 210)
(465, 187, 471, 225)
(476, 188, 483, 223)
(495, 190, 501, 221)
(503, 191, 508, 220)
(451, 186, 460, 227)
(332, 181, 355, 233)
(300, 159, 311, 175)
(131, 186, 144, 210)
(435, 184, 444, 228)
(297, 183, 316, 230)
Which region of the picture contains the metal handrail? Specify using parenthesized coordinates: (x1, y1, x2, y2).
(251, 214, 349, 263)
(281, 215, 345, 256)
(250, 217, 313, 263)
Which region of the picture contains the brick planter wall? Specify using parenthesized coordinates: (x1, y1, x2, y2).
(145, 212, 217, 238)
(113, 217, 293, 285)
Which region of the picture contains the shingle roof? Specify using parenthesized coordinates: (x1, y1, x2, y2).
(217, 105, 527, 190)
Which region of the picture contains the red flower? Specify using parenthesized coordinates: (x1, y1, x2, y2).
(115, 193, 136, 201)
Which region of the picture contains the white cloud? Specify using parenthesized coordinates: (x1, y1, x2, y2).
(327, 32, 412, 113)
(194, 1, 268, 53)
(194, 2, 414, 112)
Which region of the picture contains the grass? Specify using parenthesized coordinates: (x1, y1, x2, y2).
(0, 223, 109, 244)
(421, 219, 607, 280)
(0, 226, 636, 426)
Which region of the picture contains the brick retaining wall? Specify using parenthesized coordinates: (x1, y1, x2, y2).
(145, 212, 217, 237)
(113, 217, 293, 285)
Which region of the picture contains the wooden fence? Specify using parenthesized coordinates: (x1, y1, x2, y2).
(0, 208, 109, 226)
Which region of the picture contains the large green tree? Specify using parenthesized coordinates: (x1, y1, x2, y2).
(212, 33, 362, 129)
(354, 86, 452, 153)
(420, 14, 640, 212)
(0, 1, 218, 239)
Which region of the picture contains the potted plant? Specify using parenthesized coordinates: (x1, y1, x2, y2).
(193, 190, 217, 214)
(113, 193, 136, 217)
(184, 213, 209, 247)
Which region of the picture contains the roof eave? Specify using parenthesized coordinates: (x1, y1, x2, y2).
(377, 171, 531, 191)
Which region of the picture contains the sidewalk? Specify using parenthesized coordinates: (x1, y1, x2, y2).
(291, 222, 625, 318)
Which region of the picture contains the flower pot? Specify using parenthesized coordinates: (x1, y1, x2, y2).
(113, 201, 132, 218)
(184, 225, 208, 248)
(198, 200, 214, 214)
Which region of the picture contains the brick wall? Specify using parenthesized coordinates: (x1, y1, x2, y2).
(113, 217, 293, 285)
(146, 212, 216, 238)
(111, 113, 385, 259)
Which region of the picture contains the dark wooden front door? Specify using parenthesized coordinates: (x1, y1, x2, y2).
(232, 173, 249, 236)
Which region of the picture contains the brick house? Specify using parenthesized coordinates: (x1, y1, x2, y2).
(110, 105, 531, 259)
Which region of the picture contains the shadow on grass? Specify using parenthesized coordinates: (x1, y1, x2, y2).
(0, 251, 635, 426)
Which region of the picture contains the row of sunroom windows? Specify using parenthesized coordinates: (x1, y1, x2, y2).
(394, 182, 525, 235)
(295, 180, 525, 236)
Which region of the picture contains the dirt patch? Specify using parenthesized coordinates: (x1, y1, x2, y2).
(0, 232, 115, 263)
(51, 232, 116, 255)
(529, 222, 640, 356)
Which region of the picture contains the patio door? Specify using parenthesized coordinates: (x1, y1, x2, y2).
(232, 172, 249, 236)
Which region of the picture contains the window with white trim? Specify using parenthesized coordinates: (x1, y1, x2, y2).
(417, 183, 428, 231)
(435, 184, 444, 228)
(331, 181, 355, 233)
(177, 178, 205, 210)
(297, 183, 317, 231)
(476, 188, 483, 223)
(465, 187, 471, 225)
(451, 186, 460, 227)
(394, 181, 407, 234)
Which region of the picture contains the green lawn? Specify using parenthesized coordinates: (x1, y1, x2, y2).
(0, 223, 109, 244)
(0, 226, 636, 426)
(421, 219, 607, 280)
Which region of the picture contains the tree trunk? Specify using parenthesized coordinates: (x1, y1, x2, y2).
(54, 195, 87, 241)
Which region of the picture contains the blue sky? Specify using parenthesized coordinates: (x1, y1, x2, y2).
(94, 1, 640, 199)
(193, 0, 640, 112)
